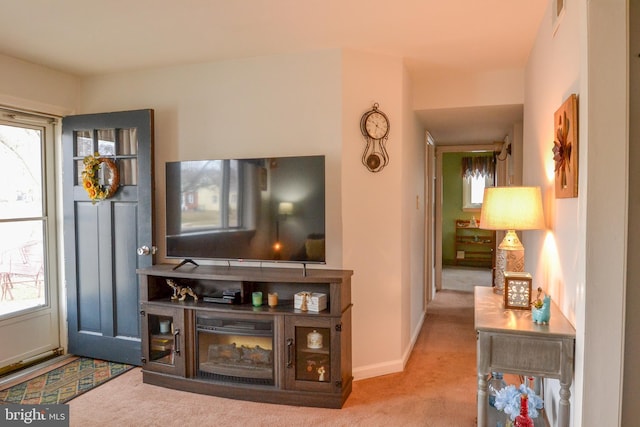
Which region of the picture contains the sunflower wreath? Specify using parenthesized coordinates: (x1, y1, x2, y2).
(82, 154, 120, 203)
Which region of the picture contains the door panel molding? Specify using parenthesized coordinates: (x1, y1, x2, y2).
(63, 109, 154, 365)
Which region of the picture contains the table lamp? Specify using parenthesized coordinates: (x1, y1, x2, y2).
(479, 186, 545, 294)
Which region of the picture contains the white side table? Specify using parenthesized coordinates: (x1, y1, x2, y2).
(474, 286, 575, 427)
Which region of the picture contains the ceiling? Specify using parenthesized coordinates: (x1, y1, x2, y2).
(417, 104, 524, 146)
(0, 0, 546, 145)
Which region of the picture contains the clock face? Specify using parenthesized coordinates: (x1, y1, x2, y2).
(365, 111, 389, 139)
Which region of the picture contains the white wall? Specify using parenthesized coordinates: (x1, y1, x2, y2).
(402, 67, 427, 355)
(80, 50, 345, 267)
(0, 54, 78, 115)
(79, 48, 425, 379)
(523, 2, 583, 424)
(341, 50, 424, 377)
(412, 67, 524, 110)
(581, 1, 628, 425)
(524, 0, 628, 425)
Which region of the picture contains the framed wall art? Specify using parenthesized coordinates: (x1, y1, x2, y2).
(552, 94, 578, 198)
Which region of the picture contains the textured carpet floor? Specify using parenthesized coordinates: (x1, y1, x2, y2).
(442, 266, 492, 292)
(0, 357, 134, 405)
(67, 290, 477, 426)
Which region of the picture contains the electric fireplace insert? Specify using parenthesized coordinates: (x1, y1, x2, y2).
(196, 314, 274, 386)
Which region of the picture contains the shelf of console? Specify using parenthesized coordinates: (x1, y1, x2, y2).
(138, 264, 352, 317)
(142, 369, 352, 409)
(143, 298, 343, 317)
(137, 263, 352, 284)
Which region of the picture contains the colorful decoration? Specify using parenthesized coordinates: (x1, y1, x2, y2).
(494, 384, 544, 422)
(531, 287, 551, 324)
(552, 94, 578, 198)
(82, 153, 119, 203)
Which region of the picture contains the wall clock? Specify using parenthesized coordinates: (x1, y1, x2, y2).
(360, 103, 390, 172)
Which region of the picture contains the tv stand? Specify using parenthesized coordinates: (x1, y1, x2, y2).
(172, 258, 199, 270)
(137, 264, 353, 408)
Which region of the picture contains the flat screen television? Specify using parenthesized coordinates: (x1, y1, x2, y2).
(166, 155, 325, 265)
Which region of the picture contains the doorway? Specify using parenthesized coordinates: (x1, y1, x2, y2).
(0, 109, 61, 372)
(434, 143, 508, 293)
(62, 109, 154, 365)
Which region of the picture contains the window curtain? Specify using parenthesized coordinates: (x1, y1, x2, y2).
(461, 155, 494, 180)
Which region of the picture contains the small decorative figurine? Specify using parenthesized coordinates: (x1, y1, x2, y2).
(531, 287, 550, 324)
(166, 279, 198, 302)
(300, 292, 310, 312)
(317, 366, 326, 382)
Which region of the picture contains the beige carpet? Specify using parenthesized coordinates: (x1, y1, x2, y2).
(68, 290, 477, 426)
(442, 266, 492, 292)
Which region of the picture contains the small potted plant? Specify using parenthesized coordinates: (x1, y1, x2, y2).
(531, 287, 551, 324)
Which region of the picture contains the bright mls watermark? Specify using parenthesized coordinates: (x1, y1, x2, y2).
(1, 404, 68, 426)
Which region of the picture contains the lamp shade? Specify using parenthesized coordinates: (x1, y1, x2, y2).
(278, 202, 294, 215)
(479, 186, 545, 231)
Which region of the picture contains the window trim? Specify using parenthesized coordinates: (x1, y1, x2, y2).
(0, 108, 59, 319)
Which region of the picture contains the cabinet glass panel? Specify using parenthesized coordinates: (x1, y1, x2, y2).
(295, 326, 330, 382)
(148, 313, 176, 365)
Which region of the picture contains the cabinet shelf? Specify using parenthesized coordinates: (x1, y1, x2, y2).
(144, 298, 333, 317)
(298, 347, 330, 355)
(454, 219, 495, 268)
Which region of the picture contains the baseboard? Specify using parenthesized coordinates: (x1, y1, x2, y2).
(403, 309, 426, 364)
(353, 359, 404, 381)
(353, 310, 426, 381)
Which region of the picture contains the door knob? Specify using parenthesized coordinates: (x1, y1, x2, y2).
(137, 245, 157, 256)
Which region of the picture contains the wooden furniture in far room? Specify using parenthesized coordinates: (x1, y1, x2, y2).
(474, 286, 576, 427)
(454, 219, 495, 268)
(137, 264, 353, 409)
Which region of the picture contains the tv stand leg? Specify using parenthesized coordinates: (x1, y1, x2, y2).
(173, 259, 199, 270)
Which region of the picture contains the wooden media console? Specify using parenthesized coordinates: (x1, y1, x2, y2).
(137, 264, 353, 408)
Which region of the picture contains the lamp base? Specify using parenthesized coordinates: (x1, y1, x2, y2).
(493, 248, 525, 294)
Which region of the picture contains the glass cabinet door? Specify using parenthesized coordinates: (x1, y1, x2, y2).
(285, 317, 340, 393)
(141, 304, 185, 375)
(294, 326, 331, 383)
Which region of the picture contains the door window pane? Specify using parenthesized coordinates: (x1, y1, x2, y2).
(117, 129, 138, 155)
(118, 158, 138, 185)
(97, 129, 116, 155)
(75, 130, 93, 157)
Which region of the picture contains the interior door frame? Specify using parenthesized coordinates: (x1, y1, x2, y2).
(433, 143, 500, 292)
(424, 132, 436, 304)
(0, 108, 62, 371)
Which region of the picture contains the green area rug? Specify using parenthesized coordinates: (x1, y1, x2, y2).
(0, 357, 134, 405)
